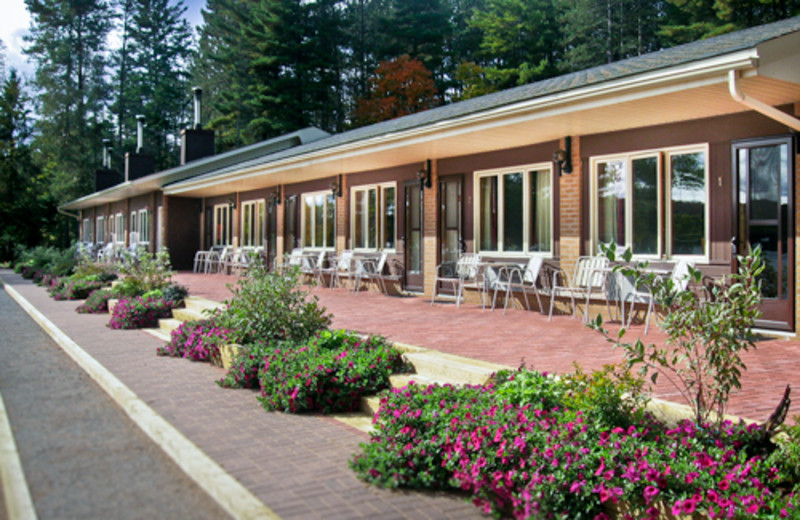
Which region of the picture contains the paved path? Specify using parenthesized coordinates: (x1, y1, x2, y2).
(0, 289, 230, 520)
(0, 270, 481, 520)
(176, 271, 800, 423)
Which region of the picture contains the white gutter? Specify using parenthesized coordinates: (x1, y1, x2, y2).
(728, 69, 800, 130)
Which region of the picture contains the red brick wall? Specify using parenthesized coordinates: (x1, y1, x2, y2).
(559, 136, 582, 278)
(423, 161, 439, 297)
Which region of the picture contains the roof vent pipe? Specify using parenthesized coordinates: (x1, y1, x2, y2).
(102, 138, 111, 169)
(192, 86, 203, 130)
(728, 70, 800, 131)
(135, 114, 146, 153)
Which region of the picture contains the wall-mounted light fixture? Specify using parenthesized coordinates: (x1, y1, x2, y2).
(269, 186, 282, 205)
(553, 136, 573, 176)
(228, 197, 236, 210)
(330, 174, 343, 198)
(416, 159, 432, 190)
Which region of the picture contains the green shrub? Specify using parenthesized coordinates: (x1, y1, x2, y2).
(115, 248, 175, 297)
(218, 340, 278, 389)
(14, 245, 77, 279)
(593, 244, 765, 431)
(214, 259, 331, 344)
(48, 276, 106, 300)
(257, 331, 407, 414)
(76, 288, 114, 314)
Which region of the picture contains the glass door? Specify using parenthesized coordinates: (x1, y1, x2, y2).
(437, 176, 463, 293)
(404, 182, 424, 291)
(734, 137, 794, 331)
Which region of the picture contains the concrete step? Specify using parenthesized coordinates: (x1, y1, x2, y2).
(160, 318, 183, 335)
(143, 327, 171, 343)
(401, 351, 504, 386)
(183, 296, 224, 315)
(360, 395, 383, 417)
(171, 307, 207, 323)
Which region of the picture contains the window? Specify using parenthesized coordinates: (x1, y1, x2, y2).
(138, 209, 151, 244)
(241, 200, 265, 247)
(475, 164, 552, 255)
(82, 218, 94, 242)
(96, 216, 105, 243)
(285, 195, 298, 251)
(591, 145, 708, 259)
(115, 213, 125, 244)
(351, 183, 396, 250)
(130, 211, 138, 243)
(301, 191, 335, 249)
(213, 203, 232, 246)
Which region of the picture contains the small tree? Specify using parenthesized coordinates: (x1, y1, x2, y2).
(591, 244, 764, 431)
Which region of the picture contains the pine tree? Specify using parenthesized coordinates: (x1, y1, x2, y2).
(24, 0, 114, 203)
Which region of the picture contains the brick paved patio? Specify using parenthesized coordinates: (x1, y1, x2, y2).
(175, 271, 800, 423)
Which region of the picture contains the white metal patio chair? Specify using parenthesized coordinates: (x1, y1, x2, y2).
(623, 259, 694, 335)
(431, 253, 485, 308)
(548, 255, 611, 322)
(357, 251, 401, 294)
(491, 256, 544, 314)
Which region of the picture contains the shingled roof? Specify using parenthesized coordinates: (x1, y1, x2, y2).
(168, 15, 800, 187)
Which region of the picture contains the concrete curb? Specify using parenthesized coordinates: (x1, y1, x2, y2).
(0, 390, 37, 520)
(1, 279, 280, 520)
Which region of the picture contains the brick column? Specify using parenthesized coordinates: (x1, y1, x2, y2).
(336, 175, 348, 253)
(794, 103, 800, 333)
(559, 136, 583, 276)
(423, 161, 439, 297)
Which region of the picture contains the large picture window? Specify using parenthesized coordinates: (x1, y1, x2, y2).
(96, 216, 105, 243)
(591, 145, 707, 259)
(112, 213, 125, 245)
(301, 191, 335, 249)
(475, 164, 552, 255)
(213, 203, 232, 246)
(351, 183, 396, 251)
(82, 218, 94, 243)
(241, 200, 265, 247)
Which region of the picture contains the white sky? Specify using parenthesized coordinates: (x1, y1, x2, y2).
(0, 0, 206, 79)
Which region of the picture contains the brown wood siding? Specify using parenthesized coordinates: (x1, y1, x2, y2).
(580, 108, 794, 271)
(438, 141, 559, 254)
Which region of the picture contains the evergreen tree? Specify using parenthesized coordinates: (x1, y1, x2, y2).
(122, 0, 193, 169)
(0, 69, 57, 260)
(24, 0, 114, 204)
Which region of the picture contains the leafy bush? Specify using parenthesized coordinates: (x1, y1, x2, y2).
(76, 288, 115, 313)
(48, 276, 106, 300)
(71, 257, 118, 283)
(14, 245, 78, 279)
(257, 331, 407, 414)
(214, 259, 331, 344)
(161, 284, 188, 305)
(594, 244, 765, 430)
(109, 295, 177, 329)
(157, 319, 230, 361)
(115, 248, 175, 297)
(218, 340, 277, 389)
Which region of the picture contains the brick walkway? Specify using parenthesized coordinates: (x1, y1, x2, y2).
(0, 270, 480, 520)
(176, 271, 800, 423)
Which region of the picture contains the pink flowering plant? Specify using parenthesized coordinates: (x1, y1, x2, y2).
(108, 294, 177, 329)
(217, 340, 278, 389)
(257, 330, 409, 414)
(47, 276, 106, 300)
(157, 319, 230, 361)
(76, 287, 114, 313)
(351, 367, 800, 519)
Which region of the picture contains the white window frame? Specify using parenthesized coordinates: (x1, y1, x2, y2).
(82, 218, 93, 243)
(213, 203, 232, 246)
(301, 190, 336, 250)
(473, 162, 554, 257)
(350, 182, 397, 252)
(589, 143, 709, 261)
(114, 213, 126, 245)
(96, 216, 105, 243)
(138, 209, 151, 244)
(240, 199, 266, 247)
(130, 211, 138, 244)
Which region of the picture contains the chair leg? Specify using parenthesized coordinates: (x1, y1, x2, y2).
(491, 286, 500, 311)
(503, 286, 511, 315)
(431, 280, 437, 305)
(643, 298, 654, 335)
(548, 290, 556, 321)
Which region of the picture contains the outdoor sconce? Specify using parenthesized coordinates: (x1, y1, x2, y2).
(416, 159, 432, 190)
(228, 197, 236, 210)
(330, 174, 343, 198)
(553, 136, 573, 176)
(270, 186, 282, 205)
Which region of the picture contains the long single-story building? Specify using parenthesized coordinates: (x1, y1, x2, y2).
(62, 17, 800, 332)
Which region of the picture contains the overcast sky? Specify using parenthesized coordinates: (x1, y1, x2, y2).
(1, 0, 207, 78)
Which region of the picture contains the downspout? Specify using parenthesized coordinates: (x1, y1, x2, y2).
(728, 69, 800, 131)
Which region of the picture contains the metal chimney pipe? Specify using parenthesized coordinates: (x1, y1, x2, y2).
(102, 139, 111, 169)
(192, 86, 202, 129)
(135, 114, 145, 153)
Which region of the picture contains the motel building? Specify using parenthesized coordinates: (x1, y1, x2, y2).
(62, 17, 800, 333)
